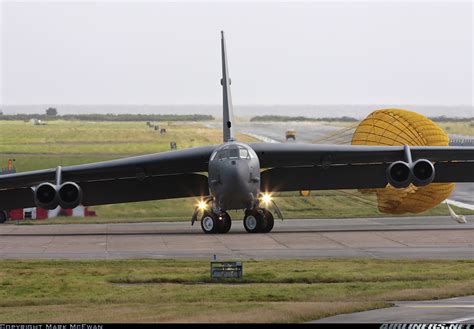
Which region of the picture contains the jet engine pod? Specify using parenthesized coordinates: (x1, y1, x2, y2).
(386, 161, 412, 188)
(411, 159, 435, 187)
(34, 182, 58, 210)
(58, 182, 83, 209)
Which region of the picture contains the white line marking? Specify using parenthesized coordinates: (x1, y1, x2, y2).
(243, 132, 279, 143)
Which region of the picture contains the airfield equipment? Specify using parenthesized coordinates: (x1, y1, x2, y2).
(210, 261, 243, 280)
(285, 129, 296, 140)
(0, 32, 473, 234)
(299, 190, 311, 197)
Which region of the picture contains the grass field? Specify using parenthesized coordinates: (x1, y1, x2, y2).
(0, 258, 472, 322)
(0, 120, 256, 170)
(437, 121, 474, 136)
(0, 120, 472, 224)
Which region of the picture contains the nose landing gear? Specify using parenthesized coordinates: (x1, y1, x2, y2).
(243, 208, 274, 233)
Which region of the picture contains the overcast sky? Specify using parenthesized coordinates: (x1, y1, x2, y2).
(0, 1, 472, 106)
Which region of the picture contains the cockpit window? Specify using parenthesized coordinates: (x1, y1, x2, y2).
(228, 147, 240, 159)
(239, 148, 249, 159)
(212, 145, 252, 160)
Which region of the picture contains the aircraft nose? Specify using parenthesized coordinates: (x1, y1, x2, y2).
(218, 160, 255, 209)
(224, 160, 248, 186)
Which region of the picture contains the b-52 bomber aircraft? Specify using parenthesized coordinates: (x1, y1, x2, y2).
(1, 31, 473, 234)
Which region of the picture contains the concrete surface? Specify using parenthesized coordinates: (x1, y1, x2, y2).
(0, 216, 472, 260)
(311, 295, 474, 323)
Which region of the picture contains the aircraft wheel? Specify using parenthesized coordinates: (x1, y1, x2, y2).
(217, 212, 232, 234)
(243, 209, 264, 233)
(261, 209, 274, 233)
(0, 210, 7, 224)
(201, 211, 218, 234)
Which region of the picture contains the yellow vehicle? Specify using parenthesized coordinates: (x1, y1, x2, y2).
(285, 129, 296, 140)
(299, 190, 310, 197)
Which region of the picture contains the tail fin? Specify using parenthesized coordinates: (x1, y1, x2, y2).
(221, 31, 235, 142)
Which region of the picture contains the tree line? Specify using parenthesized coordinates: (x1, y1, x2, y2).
(250, 115, 359, 122)
(250, 115, 474, 122)
(0, 113, 214, 122)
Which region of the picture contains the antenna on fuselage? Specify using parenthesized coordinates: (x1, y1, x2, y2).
(221, 31, 235, 143)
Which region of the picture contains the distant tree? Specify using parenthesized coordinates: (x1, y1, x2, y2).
(46, 107, 58, 116)
(0, 110, 3, 115)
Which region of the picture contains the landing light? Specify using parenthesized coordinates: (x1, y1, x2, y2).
(197, 200, 208, 211)
(261, 193, 272, 205)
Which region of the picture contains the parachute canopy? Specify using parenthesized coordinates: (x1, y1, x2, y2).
(351, 108, 454, 214)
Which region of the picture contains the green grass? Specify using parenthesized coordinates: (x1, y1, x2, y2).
(437, 121, 474, 136)
(0, 259, 472, 322)
(0, 120, 256, 156)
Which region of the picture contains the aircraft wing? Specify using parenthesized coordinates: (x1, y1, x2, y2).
(0, 146, 216, 210)
(250, 143, 474, 191)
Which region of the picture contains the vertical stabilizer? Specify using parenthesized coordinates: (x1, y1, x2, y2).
(221, 31, 235, 142)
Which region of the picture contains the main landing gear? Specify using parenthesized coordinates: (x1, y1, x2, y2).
(243, 208, 274, 233)
(197, 208, 274, 234)
(201, 211, 232, 234)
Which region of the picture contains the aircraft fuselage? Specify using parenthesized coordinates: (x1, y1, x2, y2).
(208, 142, 260, 211)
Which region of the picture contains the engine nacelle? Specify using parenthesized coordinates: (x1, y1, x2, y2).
(34, 183, 58, 210)
(411, 159, 435, 187)
(386, 161, 412, 188)
(58, 182, 83, 209)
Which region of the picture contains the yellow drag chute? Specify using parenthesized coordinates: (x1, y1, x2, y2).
(351, 109, 454, 214)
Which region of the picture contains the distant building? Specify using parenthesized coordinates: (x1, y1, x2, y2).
(9, 206, 96, 220)
(30, 118, 46, 125)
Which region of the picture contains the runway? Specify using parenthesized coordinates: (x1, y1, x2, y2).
(0, 216, 472, 260)
(311, 295, 474, 323)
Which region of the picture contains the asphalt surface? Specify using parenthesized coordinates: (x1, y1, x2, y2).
(311, 295, 474, 323)
(1, 216, 472, 260)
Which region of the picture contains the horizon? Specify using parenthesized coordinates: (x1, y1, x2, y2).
(2, 104, 473, 119)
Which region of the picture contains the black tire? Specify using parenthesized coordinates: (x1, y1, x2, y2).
(243, 209, 264, 233)
(261, 209, 274, 233)
(201, 211, 218, 234)
(217, 212, 232, 234)
(0, 210, 8, 223)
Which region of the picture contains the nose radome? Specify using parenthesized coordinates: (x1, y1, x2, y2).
(225, 161, 248, 184)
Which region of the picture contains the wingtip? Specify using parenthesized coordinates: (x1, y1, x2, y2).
(221, 30, 224, 38)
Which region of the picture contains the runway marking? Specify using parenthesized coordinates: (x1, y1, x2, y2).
(241, 132, 279, 143)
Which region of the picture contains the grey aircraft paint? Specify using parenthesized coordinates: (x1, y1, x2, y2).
(221, 31, 235, 143)
(208, 142, 260, 211)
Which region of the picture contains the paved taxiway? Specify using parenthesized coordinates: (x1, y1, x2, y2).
(311, 295, 474, 323)
(0, 216, 472, 260)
